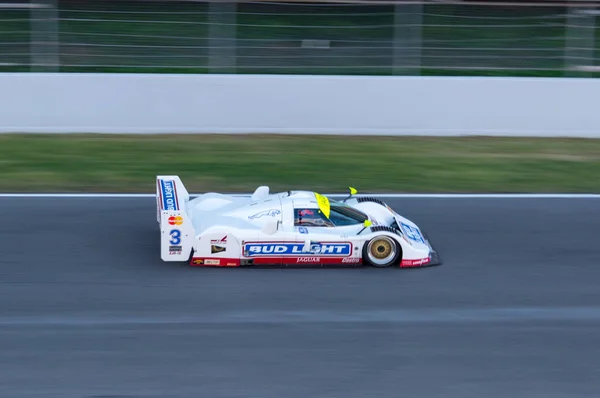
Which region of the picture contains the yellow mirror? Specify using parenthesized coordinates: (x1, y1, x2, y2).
(364, 219, 372, 227)
(349, 187, 357, 195)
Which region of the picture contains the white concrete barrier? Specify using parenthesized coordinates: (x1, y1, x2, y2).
(1, 73, 599, 136)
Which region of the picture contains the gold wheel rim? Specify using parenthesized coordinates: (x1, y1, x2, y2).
(370, 239, 392, 259)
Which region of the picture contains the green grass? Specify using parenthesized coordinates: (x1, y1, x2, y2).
(1, 1, 599, 76)
(1, 134, 600, 193)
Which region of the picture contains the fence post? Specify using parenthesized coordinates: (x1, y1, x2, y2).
(30, 0, 59, 72)
(208, 1, 237, 74)
(564, 3, 597, 76)
(392, 2, 423, 75)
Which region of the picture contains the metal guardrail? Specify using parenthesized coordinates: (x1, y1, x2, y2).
(0, 0, 598, 76)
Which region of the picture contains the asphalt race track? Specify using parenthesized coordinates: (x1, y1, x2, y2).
(2, 196, 600, 398)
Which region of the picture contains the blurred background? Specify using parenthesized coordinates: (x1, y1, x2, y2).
(2, 0, 599, 77)
(2, 0, 600, 194)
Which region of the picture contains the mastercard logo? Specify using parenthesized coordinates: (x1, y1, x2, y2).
(168, 216, 183, 225)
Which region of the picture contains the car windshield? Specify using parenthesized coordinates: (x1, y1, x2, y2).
(327, 197, 369, 223)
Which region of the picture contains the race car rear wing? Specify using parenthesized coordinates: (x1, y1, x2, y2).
(156, 175, 194, 262)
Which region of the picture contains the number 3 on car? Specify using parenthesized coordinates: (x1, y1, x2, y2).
(169, 229, 181, 245)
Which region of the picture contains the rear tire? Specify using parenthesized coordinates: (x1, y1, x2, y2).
(363, 236, 401, 268)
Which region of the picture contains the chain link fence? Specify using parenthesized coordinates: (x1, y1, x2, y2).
(1, 0, 599, 76)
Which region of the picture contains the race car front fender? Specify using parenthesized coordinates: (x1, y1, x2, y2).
(399, 234, 442, 268)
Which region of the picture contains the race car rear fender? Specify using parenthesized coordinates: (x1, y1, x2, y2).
(157, 175, 194, 262)
(191, 232, 242, 262)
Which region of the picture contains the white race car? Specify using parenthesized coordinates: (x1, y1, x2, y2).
(156, 176, 441, 268)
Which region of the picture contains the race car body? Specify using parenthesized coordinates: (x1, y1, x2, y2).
(156, 175, 442, 268)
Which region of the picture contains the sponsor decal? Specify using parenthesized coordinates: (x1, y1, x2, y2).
(243, 242, 352, 257)
(400, 257, 430, 267)
(210, 235, 227, 253)
(296, 257, 320, 263)
(249, 209, 281, 219)
(342, 257, 360, 263)
(211, 236, 227, 245)
(160, 179, 179, 211)
(169, 245, 182, 255)
(298, 226, 308, 234)
(169, 229, 181, 245)
(168, 215, 183, 226)
(252, 257, 356, 266)
(401, 222, 425, 244)
(191, 258, 238, 266)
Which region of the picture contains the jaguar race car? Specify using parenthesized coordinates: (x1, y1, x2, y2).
(156, 175, 442, 268)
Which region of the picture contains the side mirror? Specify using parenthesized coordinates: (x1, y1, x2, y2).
(357, 219, 372, 235)
(343, 186, 358, 202)
(261, 220, 279, 235)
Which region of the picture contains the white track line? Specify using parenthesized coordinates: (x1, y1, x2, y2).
(0, 193, 599, 199)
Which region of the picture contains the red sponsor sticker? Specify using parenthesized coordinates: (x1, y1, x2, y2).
(400, 257, 430, 267)
(210, 236, 227, 245)
(168, 215, 183, 225)
(190, 258, 240, 267)
(250, 257, 359, 266)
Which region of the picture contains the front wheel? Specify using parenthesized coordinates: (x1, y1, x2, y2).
(363, 236, 401, 268)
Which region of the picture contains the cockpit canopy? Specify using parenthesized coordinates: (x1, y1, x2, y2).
(293, 197, 368, 227)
